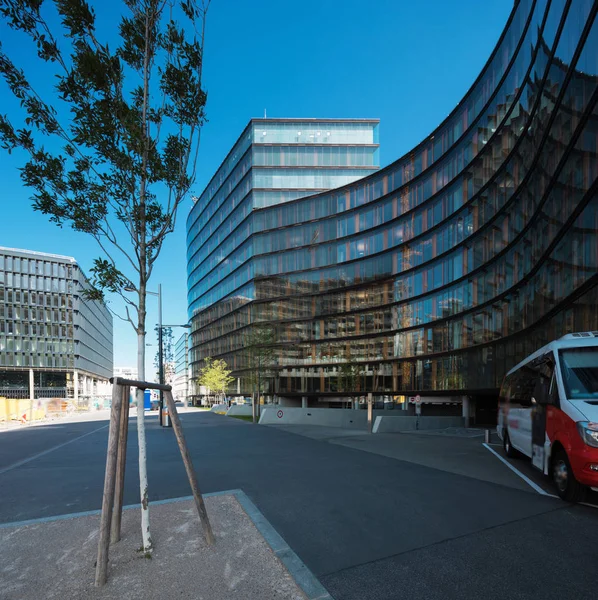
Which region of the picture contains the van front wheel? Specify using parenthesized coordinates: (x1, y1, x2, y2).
(503, 431, 518, 458)
(552, 448, 584, 503)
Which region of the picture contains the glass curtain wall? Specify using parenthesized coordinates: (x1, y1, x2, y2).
(189, 0, 598, 401)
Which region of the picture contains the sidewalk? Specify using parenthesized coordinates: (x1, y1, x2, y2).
(0, 492, 317, 600)
(266, 423, 533, 493)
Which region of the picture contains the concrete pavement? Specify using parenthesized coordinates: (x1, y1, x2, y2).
(1, 411, 597, 599)
(266, 424, 532, 492)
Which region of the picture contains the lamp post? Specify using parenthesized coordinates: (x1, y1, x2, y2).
(125, 284, 163, 422)
(124, 284, 189, 426)
(158, 323, 191, 426)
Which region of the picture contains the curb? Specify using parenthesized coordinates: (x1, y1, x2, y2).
(0, 488, 334, 600)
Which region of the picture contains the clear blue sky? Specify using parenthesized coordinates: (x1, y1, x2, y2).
(0, 0, 513, 375)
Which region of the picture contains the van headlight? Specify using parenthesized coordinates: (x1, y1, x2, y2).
(576, 422, 598, 448)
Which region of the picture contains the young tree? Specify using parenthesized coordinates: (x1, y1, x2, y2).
(244, 324, 276, 419)
(0, 0, 210, 553)
(338, 356, 362, 393)
(154, 325, 174, 383)
(198, 357, 234, 404)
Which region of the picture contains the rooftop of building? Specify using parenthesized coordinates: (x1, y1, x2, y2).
(188, 117, 380, 211)
(249, 117, 380, 124)
(0, 246, 77, 263)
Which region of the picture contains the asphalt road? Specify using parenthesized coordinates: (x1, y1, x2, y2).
(1, 412, 597, 600)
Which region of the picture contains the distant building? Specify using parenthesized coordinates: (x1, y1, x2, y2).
(187, 118, 380, 398)
(174, 333, 189, 404)
(0, 247, 113, 401)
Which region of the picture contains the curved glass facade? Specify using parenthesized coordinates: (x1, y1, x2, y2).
(188, 0, 598, 408)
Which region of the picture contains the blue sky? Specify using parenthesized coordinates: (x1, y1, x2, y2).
(0, 0, 512, 374)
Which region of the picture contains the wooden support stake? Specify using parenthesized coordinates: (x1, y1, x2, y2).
(164, 390, 215, 545)
(95, 383, 124, 587)
(111, 385, 130, 544)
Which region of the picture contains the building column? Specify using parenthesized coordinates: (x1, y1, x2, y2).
(302, 396, 308, 409)
(29, 368, 34, 401)
(74, 369, 79, 402)
(353, 399, 359, 410)
(462, 396, 471, 427)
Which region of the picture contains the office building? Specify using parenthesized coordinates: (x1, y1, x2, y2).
(187, 0, 598, 423)
(0, 247, 113, 402)
(174, 332, 190, 405)
(187, 118, 380, 317)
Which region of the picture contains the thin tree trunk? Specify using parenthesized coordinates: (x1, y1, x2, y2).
(136, 328, 152, 552)
(135, 3, 153, 554)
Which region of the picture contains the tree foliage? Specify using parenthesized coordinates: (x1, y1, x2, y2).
(0, 0, 210, 331)
(0, 0, 211, 553)
(198, 357, 234, 400)
(244, 324, 277, 394)
(338, 355, 363, 393)
(153, 325, 174, 382)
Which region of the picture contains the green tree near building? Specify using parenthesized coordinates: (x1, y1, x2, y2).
(0, 0, 210, 553)
(198, 357, 234, 405)
(338, 356, 363, 393)
(153, 325, 174, 383)
(244, 324, 277, 418)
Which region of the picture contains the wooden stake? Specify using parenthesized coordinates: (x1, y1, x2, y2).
(111, 385, 130, 544)
(95, 382, 124, 587)
(164, 390, 215, 545)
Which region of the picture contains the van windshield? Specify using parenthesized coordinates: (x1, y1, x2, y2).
(559, 347, 598, 399)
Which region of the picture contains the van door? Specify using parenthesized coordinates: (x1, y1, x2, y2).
(530, 358, 555, 471)
(531, 380, 548, 470)
(507, 369, 533, 456)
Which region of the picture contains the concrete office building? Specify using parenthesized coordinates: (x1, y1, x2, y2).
(0, 247, 113, 402)
(187, 1, 598, 423)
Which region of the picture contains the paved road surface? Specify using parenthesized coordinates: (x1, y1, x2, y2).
(1, 412, 597, 599)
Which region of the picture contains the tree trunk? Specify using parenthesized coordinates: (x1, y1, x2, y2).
(136, 286, 152, 552)
(135, 4, 153, 554)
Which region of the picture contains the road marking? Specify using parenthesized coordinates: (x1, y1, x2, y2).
(0, 424, 109, 476)
(482, 443, 557, 497)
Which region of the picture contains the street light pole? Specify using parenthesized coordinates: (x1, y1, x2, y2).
(157, 321, 191, 426)
(157, 284, 164, 426)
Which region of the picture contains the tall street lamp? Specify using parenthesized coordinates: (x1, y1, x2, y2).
(124, 284, 189, 426)
(125, 284, 163, 422)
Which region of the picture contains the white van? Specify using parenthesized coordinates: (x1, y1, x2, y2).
(498, 332, 598, 501)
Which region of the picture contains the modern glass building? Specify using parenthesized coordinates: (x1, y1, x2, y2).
(0, 247, 114, 401)
(188, 0, 598, 422)
(187, 118, 380, 318)
(174, 332, 190, 405)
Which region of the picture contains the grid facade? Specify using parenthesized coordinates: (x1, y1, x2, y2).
(174, 332, 189, 402)
(187, 118, 380, 316)
(188, 0, 598, 409)
(0, 247, 113, 397)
